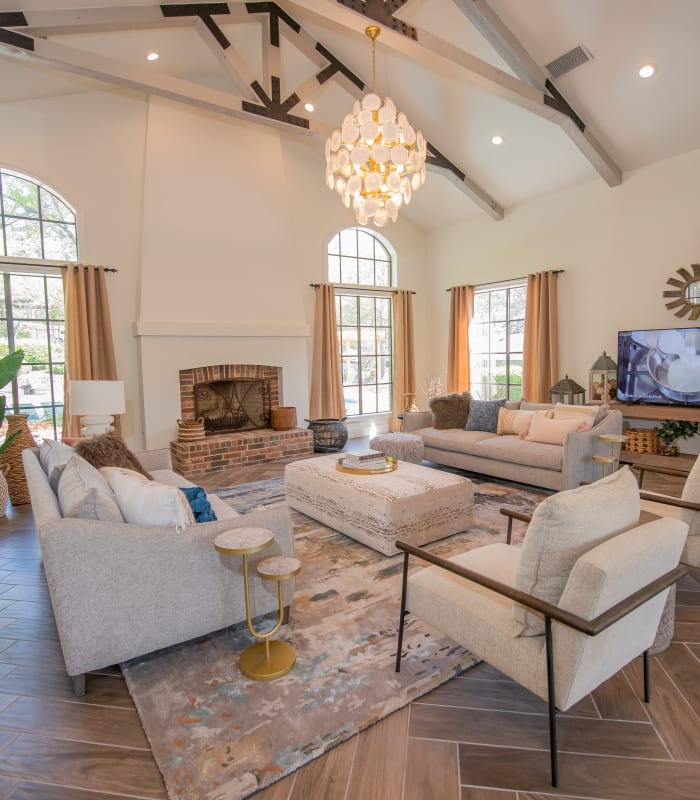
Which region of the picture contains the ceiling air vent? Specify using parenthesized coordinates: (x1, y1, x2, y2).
(544, 45, 593, 80)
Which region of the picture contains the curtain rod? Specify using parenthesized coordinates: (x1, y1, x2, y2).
(445, 269, 564, 291)
(0, 259, 117, 272)
(310, 283, 415, 295)
(60, 265, 118, 273)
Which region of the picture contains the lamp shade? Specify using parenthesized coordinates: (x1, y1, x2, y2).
(69, 380, 125, 416)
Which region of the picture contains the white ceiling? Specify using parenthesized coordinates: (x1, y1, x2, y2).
(1, 0, 699, 231)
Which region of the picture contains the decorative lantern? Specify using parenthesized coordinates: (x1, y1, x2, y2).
(589, 351, 618, 404)
(548, 375, 586, 405)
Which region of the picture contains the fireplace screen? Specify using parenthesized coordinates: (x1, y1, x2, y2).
(194, 379, 271, 433)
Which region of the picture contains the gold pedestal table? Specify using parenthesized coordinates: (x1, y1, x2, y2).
(592, 433, 629, 478)
(214, 527, 301, 681)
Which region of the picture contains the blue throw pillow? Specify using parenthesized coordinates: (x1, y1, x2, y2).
(179, 486, 217, 523)
(465, 398, 506, 433)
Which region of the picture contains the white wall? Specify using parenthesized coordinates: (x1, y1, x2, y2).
(427, 147, 700, 451)
(0, 88, 149, 444)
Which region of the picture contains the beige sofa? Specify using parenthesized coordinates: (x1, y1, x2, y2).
(22, 446, 293, 695)
(402, 397, 624, 491)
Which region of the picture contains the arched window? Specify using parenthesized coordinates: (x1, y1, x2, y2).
(0, 168, 74, 441)
(327, 227, 394, 417)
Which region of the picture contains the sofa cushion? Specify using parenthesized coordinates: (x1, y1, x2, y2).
(465, 398, 506, 433)
(523, 411, 591, 445)
(520, 401, 556, 412)
(552, 403, 599, 427)
(75, 433, 152, 479)
(429, 392, 471, 429)
(39, 439, 74, 484)
(473, 435, 563, 472)
(513, 466, 640, 636)
(101, 467, 195, 532)
(497, 408, 536, 436)
(57, 455, 124, 522)
(418, 427, 495, 456)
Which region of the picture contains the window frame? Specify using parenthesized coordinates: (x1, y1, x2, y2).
(469, 279, 527, 401)
(327, 227, 396, 418)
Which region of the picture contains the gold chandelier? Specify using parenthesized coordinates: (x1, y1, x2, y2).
(325, 26, 427, 227)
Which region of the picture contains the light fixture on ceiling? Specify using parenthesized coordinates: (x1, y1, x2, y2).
(146, 52, 159, 62)
(639, 63, 655, 78)
(325, 26, 426, 227)
(304, 101, 315, 113)
(491, 135, 504, 145)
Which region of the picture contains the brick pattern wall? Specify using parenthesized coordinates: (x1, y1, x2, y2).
(170, 428, 314, 478)
(178, 364, 281, 421)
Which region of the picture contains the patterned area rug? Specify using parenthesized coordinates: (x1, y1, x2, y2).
(122, 474, 547, 800)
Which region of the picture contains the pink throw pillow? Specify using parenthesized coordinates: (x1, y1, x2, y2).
(522, 410, 591, 445)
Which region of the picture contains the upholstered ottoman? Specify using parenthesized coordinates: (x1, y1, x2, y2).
(369, 432, 425, 464)
(285, 454, 473, 555)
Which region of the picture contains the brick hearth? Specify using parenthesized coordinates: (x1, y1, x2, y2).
(171, 427, 313, 478)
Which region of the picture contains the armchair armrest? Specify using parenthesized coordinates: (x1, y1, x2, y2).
(631, 462, 692, 488)
(499, 507, 532, 544)
(396, 539, 686, 637)
(640, 491, 700, 512)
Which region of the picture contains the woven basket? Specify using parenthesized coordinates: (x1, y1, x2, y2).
(624, 427, 659, 454)
(0, 414, 38, 505)
(177, 417, 205, 442)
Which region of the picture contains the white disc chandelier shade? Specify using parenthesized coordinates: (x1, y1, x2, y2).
(325, 26, 427, 227)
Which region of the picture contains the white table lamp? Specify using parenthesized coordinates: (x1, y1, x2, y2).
(69, 380, 126, 436)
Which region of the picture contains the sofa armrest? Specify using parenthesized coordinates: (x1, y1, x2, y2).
(560, 410, 624, 489)
(135, 448, 172, 472)
(402, 411, 433, 433)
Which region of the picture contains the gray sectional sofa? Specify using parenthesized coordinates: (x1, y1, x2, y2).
(402, 396, 623, 491)
(22, 446, 294, 695)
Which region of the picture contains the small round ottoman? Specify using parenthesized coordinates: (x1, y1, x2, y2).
(369, 432, 425, 464)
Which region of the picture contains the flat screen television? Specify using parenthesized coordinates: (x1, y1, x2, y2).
(617, 327, 700, 406)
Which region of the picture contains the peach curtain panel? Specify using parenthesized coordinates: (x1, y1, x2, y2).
(390, 289, 416, 432)
(309, 283, 347, 420)
(62, 265, 119, 439)
(447, 285, 474, 393)
(522, 270, 559, 402)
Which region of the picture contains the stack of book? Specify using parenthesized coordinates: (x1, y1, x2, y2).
(341, 448, 387, 470)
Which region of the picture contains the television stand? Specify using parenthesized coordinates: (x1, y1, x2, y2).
(609, 402, 700, 423)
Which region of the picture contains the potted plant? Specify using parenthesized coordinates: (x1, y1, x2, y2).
(0, 349, 25, 516)
(656, 419, 700, 456)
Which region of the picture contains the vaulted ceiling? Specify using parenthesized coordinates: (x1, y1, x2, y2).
(1, 0, 698, 231)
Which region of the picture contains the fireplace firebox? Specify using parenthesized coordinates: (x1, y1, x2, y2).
(194, 378, 270, 434)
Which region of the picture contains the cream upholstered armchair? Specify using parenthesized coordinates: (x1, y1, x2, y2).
(395, 467, 688, 787)
(636, 455, 700, 576)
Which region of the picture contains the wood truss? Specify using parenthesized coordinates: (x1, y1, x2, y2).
(0, 1, 623, 221)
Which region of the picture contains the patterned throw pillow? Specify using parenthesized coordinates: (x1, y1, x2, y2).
(465, 398, 506, 433)
(180, 486, 217, 523)
(496, 407, 536, 436)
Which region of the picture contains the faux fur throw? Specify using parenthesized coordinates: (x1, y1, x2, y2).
(429, 392, 472, 429)
(74, 433, 152, 479)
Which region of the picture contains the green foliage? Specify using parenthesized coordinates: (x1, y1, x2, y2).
(657, 419, 700, 445)
(0, 349, 25, 456)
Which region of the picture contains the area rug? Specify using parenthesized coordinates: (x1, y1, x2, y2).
(209, 478, 286, 514)
(122, 475, 547, 800)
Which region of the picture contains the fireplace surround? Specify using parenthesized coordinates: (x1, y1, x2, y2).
(172, 364, 313, 477)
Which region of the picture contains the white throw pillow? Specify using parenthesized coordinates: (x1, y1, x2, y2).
(39, 439, 74, 484)
(101, 467, 195, 532)
(513, 466, 641, 636)
(523, 411, 590, 445)
(57, 455, 123, 522)
(552, 403, 599, 427)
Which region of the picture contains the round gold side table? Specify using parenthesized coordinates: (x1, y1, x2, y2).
(593, 433, 628, 477)
(214, 527, 301, 681)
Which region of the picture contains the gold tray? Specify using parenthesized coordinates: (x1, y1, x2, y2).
(336, 456, 398, 475)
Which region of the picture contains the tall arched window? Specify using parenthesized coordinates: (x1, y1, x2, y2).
(327, 227, 394, 417)
(0, 168, 75, 441)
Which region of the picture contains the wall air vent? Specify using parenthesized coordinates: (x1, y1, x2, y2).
(544, 45, 593, 80)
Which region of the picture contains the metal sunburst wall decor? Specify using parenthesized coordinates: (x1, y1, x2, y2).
(663, 263, 700, 320)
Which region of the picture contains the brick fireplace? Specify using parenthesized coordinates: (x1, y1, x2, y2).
(171, 364, 313, 477)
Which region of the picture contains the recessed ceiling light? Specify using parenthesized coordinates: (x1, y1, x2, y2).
(304, 101, 315, 113)
(491, 135, 504, 145)
(146, 52, 159, 62)
(639, 64, 655, 78)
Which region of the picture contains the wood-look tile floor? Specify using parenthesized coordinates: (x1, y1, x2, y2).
(0, 454, 698, 799)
